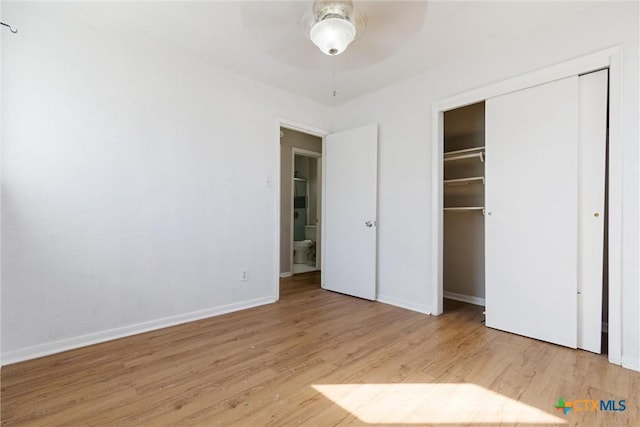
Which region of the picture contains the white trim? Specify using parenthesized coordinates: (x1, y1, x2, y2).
(316, 157, 322, 270)
(605, 48, 623, 366)
(431, 110, 444, 315)
(274, 121, 283, 300)
(278, 118, 328, 138)
(431, 46, 623, 367)
(622, 355, 640, 372)
(443, 291, 486, 307)
(280, 271, 293, 278)
(291, 147, 322, 275)
(275, 118, 329, 301)
(432, 46, 621, 111)
(377, 294, 431, 315)
(292, 148, 323, 158)
(321, 137, 326, 287)
(1, 297, 276, 366)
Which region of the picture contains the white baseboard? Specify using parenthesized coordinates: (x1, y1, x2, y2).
(443, 291, 486, 307)
(377, 294, 431, 315)
(1, 297, 276, 366)
(622, 354, 640, 372)
(280, 272, 293, 278)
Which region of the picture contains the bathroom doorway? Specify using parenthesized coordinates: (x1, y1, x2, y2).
(279, 127, 322, 277)
(292, 151, 321, 274)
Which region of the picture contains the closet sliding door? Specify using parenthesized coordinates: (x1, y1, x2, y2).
(577, 70, 608, 353)
(485, 76, 579, 348)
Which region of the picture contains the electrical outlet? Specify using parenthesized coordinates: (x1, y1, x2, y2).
(241, 270, 249, 281)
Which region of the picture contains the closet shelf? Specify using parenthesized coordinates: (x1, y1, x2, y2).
(444, 146, 485, 162)
(444, 151, 484, 163)
(444, 176, 484, 186)
(444, 206, 485, 213)
(444, 146, 485, 156)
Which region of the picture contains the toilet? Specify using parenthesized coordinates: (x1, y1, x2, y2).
(304, 225, 317, 242)
(293, 240, 313, 264)
(293, 225, 318, 264)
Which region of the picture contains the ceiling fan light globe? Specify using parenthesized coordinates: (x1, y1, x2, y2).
(310, 17, 356, 56)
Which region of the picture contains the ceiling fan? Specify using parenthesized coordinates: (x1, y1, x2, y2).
(239, 1, 427, 71)
(302, 0, 365, 56)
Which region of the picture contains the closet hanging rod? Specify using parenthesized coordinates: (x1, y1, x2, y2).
(443, 206, 485, 212)
(1, 22, 18, 33)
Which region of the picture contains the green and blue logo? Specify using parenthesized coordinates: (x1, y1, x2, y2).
(554, 397, 626, 416)
(554, 398, 573, 415)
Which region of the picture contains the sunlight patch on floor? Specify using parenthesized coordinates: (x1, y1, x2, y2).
(312, 383, 566, 424)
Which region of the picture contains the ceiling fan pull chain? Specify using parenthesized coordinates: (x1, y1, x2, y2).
(332, 55, 337, 97)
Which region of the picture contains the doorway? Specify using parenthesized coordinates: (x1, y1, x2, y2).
(279, 126, 323, 278)
(275, 121, 379, 303)
(292, 151, 322, 275)
(442, 102, 486, 310)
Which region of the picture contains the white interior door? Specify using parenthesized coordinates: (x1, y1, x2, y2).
(577, 69, 608, 353)
(316, 158, 322, 269)
(323, 123, 378, 300)
(485, 76, 579, 348)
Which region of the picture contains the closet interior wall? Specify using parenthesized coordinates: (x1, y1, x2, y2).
(443, 102, 486, 305)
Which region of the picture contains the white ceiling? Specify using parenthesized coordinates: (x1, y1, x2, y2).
(52, 1, 601, 106)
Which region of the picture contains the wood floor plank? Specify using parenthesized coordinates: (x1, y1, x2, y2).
(2, 271, 639, 426)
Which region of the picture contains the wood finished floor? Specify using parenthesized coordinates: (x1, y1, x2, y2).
(2, 271, 639, 426)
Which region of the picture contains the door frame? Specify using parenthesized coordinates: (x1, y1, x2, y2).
(290, 148, 322, 273)
(274, 118, 329, 300)
(431, 46, 624, 366)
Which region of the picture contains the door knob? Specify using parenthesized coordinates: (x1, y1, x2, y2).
(365, 221, 374, 227)
(594, 212, 600, 218)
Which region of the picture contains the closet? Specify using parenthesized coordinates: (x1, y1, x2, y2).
(443, 102, 486, 306)
(442, 70, 608, 353)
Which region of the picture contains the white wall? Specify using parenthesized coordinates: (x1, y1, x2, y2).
(2, 1, 639, 372)
(0, 0, 4, 360)
(1, 2, 330, 363)
(332, 2, 639, 370)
